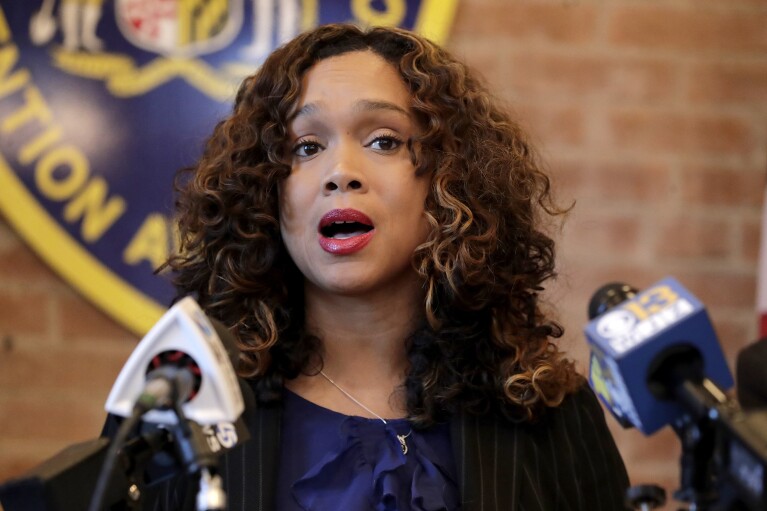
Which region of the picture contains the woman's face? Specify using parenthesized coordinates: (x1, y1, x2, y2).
(279, 50, 430, 298)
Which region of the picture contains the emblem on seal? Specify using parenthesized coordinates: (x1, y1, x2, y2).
(0, 1, 459, 334)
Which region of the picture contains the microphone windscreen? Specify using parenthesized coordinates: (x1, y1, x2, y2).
(587, 282, 638, 320)
(736, 338, 767, 410)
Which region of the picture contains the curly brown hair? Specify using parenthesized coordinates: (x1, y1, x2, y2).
(166, 23, 581, 425)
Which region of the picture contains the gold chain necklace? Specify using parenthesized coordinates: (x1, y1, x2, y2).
(319, 370, 411, 455)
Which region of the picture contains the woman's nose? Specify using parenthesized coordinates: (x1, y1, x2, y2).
(322, 146, 368, 194)
(324, 175, 365, 193)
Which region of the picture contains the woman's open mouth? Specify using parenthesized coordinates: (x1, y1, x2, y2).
(318, 209, 375, 255)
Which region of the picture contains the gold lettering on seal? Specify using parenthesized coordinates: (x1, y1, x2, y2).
(0, 9, 126, 244)
(123, 213, 174, 270)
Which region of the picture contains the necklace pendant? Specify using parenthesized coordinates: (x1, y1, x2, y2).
(397, 434, 408, 455)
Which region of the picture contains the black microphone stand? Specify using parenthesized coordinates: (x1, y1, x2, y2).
(671, 380, 726, 510)
(658, 376, 767, 511)
(167, 401, 227, 511)
(0, 396, 233, 511)
(0, 426, 172, 511)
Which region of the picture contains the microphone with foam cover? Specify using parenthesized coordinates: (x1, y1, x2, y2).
(736, 338, 767, 411)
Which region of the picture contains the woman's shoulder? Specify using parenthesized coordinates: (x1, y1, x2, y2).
(524, 377, 608, 433)
(521, 378, 631, 509)
(552, 376, 606, 419)
(454, 377, 613, 455)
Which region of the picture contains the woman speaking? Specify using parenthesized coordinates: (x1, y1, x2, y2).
(148, 22, 629, 511)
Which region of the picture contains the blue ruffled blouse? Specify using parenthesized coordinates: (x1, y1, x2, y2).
(276, 389, 460, 510)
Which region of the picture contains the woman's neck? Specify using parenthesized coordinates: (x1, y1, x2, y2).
(304, 280, 423, 379)
(285, 277, 424, 418)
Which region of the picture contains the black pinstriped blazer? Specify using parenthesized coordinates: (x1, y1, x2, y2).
(141, 382, 630, 511)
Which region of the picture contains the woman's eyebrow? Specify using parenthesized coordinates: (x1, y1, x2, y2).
(290, 102, 321, 122)
(290, 99, 410, 123)
(352, 99, 410, 118)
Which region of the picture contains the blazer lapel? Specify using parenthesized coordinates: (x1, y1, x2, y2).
(220, 401, 282, 511)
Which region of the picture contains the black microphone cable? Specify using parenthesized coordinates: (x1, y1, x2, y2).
(88, 368, 194, 511)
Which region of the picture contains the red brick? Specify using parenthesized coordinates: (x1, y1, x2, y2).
(563, 213, 642, 258)
(514, 104, 585, 147)
(551, 158, 672, 203)
(654, 216, 733, 260)
(506, 53, 678, 103)
(0, 340, 131, 395)
(558, 260, 661, 293)
(689, 61, 767, 106)
(0, 213, 17, 249)
(672, 271, 756, 309)
(608, 5, 767, 55)
(453, 1, 599, 45)
(608, 109, 756, 156)
(718, 0, 767, 6)
(456, 45, 510, 94)
(0, 216, 71, 291)
(0, 394, 104, 442)
(710, 314, 755, 365)
(0, 291, 52, 336)
(57, 288, 136, 342)
(741, 217, 761, 264)
(680, 165, 765, 208)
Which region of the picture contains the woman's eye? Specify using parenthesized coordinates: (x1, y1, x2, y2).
(367, 135, 402, 152)
(293, 141, 323, 157)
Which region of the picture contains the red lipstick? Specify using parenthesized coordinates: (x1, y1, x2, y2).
(318, 208, 375, 255)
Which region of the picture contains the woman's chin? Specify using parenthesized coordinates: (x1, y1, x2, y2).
(309, 277, 377, 298)
(306, 270, 415, 300)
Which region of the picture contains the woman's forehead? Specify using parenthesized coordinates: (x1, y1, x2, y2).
(293, 51, 411, 114)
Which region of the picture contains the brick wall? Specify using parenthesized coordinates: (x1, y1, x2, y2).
(448, 0, 767, 506)
(1, 1, 765, 509)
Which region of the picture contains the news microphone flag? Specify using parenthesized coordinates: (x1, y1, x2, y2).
(584, 277, 733, 435)
(105, 297, 244, 426)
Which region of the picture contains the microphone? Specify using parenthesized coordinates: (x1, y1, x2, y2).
(0, 298, 253, 511)
(586, 278, 767, 510)
(105, 296, 244, 425)
(584, 276, 734, 435)
(736, 338, 767, 410)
